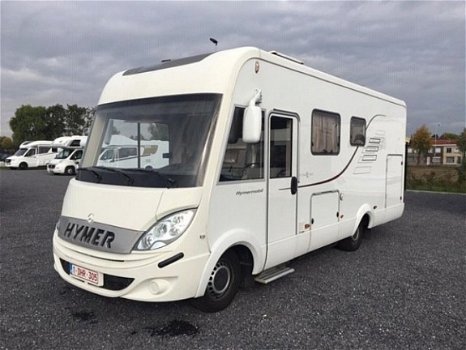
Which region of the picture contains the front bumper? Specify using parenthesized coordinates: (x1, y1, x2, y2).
(47, 164, 63, 174)
(53, 231, 209, 302)
(5, 159, 17, 168)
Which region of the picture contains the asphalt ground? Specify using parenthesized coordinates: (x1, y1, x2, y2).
(0, 169, 465, 349)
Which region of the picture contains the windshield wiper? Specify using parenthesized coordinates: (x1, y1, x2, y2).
(92, 166, 135, 186)
(78, 167, 103, 182)
(124, 168, 177, 188)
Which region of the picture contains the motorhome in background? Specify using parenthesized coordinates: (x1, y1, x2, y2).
(47, 136, 88, 175)
(96, 135, 169, 169)
(5, 140, 57, 169)
(52, 47, 406, 312)
(53, 135, 87, 148)
(47, 148, 84, 175)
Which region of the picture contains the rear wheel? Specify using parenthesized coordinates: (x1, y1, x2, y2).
(337, 222, 365, 251)
(19, 162, 28, 170)
(192, 250, 241, 313)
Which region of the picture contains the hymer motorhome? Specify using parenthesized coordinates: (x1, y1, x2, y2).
(53, 47, 406, 312)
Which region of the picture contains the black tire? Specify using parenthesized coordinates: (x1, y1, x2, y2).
(19, 162, 28, 170)
(337, 222, 365, 251)
(65, 166, 75, 175)
(192, 250, 241, 313)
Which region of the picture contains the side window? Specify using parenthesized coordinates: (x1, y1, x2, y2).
(119, 147, 137, 159)
(71, 150, 83, 160)
(100, 149, 114, 161)
(38, 146, 50, 154)
(70, 140, 81, 147)
(26, 148, 37, 157)
(350, 117, 366, 146)
(270, 117, 292, 178)
(220, 107, 264, 182)
(311, 110, 340, 155)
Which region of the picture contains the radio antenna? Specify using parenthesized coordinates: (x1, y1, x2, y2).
(210, 37, 218, 50)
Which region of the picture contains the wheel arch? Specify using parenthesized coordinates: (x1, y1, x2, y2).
(195, 231, 264, 298)
(353, 204, 374, 234)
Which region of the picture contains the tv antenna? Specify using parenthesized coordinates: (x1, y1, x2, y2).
(210, 37, 218, 49)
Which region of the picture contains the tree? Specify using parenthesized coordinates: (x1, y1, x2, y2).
(457, 128, 466, 157)
(149, 123, 169, 140)
(45, 104, 67, 139)
(440, 132, 459, 141)
(0, 136, 14, 150)
(65, 104, 88, 135)
(9, 105, 48, 146)
(411, 125, 432, 165)
(9, 104, 94, 145)
(457, 128, 466, 182)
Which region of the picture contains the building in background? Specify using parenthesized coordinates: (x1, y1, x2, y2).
(406, 138, 463, 166)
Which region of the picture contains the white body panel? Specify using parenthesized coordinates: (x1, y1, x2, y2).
(6, 140, 57, 169)
(53, 136, 87, 148)
(47, 148, 84, 175)
(53, 47, 406, 303)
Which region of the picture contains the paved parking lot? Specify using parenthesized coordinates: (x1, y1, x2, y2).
(0, 169, 465, 349)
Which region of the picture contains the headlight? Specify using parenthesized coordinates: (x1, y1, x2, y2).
(135, 209, 196, 251)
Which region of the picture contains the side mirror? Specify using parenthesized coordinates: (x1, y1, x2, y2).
(243, 106, 262, 143)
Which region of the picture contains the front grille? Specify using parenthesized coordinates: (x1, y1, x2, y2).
(59, 258, 134, 291)
(5, 159, 11, 164)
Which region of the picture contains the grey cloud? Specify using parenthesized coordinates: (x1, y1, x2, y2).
(1, 1, 465, 136)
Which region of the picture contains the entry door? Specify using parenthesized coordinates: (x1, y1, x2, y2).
(267, 114, 298, 264)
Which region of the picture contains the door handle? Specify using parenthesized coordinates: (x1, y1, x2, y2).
(291, 176, 298, 195)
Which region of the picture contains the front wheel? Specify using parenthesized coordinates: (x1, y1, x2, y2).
(192, 250, 241, 313)
(337, 223, 365, 251)
(65, 166, 75, 175)
(19, 162, 28, 170)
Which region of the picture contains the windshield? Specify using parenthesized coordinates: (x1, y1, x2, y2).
(14, 148, 27, 156)
(56, 148, 73, 159)
(77, 94, 221, 188)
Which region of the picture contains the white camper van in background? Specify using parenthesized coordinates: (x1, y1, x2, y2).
(95, 134, 169, 169)
(5, 141, 57, 169)
(47, 148, 84, 175)
(53, 47, 406, 312)
(53, 135, 87, 148)
(46, 136, 87, 175)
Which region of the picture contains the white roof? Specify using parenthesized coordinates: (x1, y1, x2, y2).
(99, 47, 405, 108)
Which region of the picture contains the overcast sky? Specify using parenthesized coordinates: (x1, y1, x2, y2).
(1, 1, 465, 137)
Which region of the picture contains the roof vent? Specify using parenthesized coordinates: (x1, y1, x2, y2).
(269, 51, 304, 65)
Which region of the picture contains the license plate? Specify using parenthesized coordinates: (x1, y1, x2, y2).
(69, 263, 103, 286)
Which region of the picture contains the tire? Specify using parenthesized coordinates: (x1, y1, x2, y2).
(337, 222, 365, 251)
(19, 162, 28, 170)
(65, 166, 75, 175)
(192, 250, 241, 313)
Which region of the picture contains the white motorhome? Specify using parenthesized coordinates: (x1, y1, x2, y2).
(47, 148, 84, 175)
(5, 140, 57, 169)
(46, 136, 88, 175)
(53, 135, 87, 148)
(96, 135, 169, 169)
(53, 47, 406, 312)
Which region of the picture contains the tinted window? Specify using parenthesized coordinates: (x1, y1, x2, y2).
(270, 117, 292, 178)
(311, 110, 340, 155)
(38, 146, 50, 154)
(220, 107, 264, 181)
(350, 117, 366, 146)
